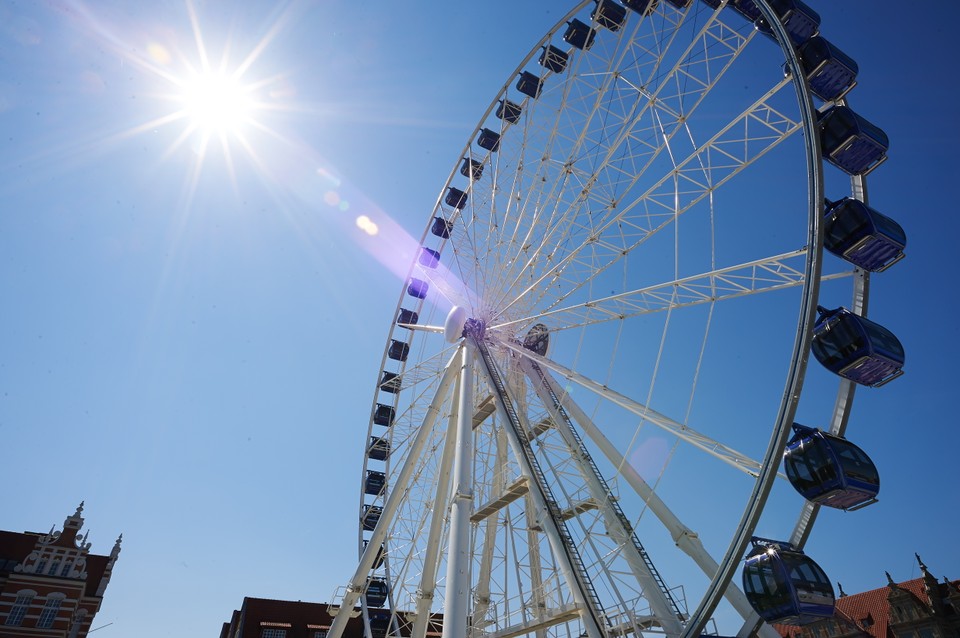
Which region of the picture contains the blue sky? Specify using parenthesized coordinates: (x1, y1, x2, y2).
(1, 1, 957, 636)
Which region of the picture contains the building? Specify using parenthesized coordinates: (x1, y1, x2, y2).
(0, 503, 121, 638)
(777, 555, 960, 638)
(219, 598, 443, 638)
(219, 598, 362, 638)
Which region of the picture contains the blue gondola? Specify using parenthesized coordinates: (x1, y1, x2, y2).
(823, 198, 906, 272)
(701, 0, 723, 9)
(445, 187, 468, 209)
(361, 505, 383, 532)
(373, 403, 395, 427)
(497, 99, 523, 124)
(419, 247, 440, 268)
(388, 339, 409, 362)
(523, 323, 550, 356)
(477, 128, 501, 152)
(397, 308, 418, 326)
(366, 578, 390, 607)
(363, 540, 386, 569)
(754, 0, 820, 46)
(784, 423, 879, 510)
(818, 105, 889, 176)
(592, 0, 627, 31)
(407, 278, 429, 299)
(797, 36, 858, 102)
(368, 436, 390, 461)
(811, 306, 904, 387)
(460, 157, 483, 181)
(728, 0, 763, 22)
(369, 611, 390, 638)
(539, 45, 569, 74)
(743, 538, 835, 625)
(379, 371, 402, 394)
(365, 471, 387, 496)
(517, 71, 544, 99)
(431, 217, 452, 239)
(564, 19, 597, 50)
(623, 0, 657, 15)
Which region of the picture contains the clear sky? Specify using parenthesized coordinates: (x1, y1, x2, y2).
(1, 1, 957, 636)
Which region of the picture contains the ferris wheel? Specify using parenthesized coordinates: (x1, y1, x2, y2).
(328, 2, 906, 638)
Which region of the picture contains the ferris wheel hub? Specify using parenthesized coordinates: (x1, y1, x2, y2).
(444, 306, 468, 343)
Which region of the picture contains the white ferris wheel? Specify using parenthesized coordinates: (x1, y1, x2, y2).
(328, 2, 906, 638)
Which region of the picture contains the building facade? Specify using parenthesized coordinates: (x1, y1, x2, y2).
(0, 504, 121, 638)
(219, 598, 442, 638)
(777, 555, 960, 638)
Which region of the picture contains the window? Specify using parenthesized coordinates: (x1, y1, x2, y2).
(261, 630, 287, 638)
(5, 592, 35, 626)
(60, 561, 73, 577)
(37, 596, 63, 629)
(48, 560, 61, 576)
(315, 631, 329, 638)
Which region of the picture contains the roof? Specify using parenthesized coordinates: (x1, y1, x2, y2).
(776, 576, 960, 638)
(0, 527, 114, 599)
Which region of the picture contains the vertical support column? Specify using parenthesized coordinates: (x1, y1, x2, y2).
(442, 342, 475, 638)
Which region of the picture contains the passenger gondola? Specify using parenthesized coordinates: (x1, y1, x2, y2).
(517, 71, 544, 99)
(366, 578, 390, 607)
(564, 19, 597, 50)
(368, 436, 390, 461)
(823, 197, 906, 272)
(365, 471, 387, 496)
(742, 537, 835, 625)
(622, 0, 657, 16)
(754, 0, 821, 46)
(592, 0, 627, 31)
(373, 403, 395, 427)
(361, 505, 383, 531)
(523, 323, 550, 356)
(810, 306, 904, 387)
(431, 217, 453, 239)
(784, 423, 879, 510)
(818, 105, 889, 176)
(797, 36, 858, 102)
(407, 278, 429, 299)
(497, 99, 523, 124)
(363, 540, 386, 569)
(369, 611, 390, 638)
(539, 45, 569, 74)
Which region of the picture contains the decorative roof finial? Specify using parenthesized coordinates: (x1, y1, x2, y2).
(110, 534, 123, 559)
(838, 582, 847, 597)
(75, 501, 85, 517)
(886, 571, 896, 587)
(916, 553, 928, 572)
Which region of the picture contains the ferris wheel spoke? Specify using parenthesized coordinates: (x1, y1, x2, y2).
(493, 251, 853, 334)
(499, 338, 781, 480)
(408, 392, 460, 638)
(531, 364, 783, 638)
(491, 74, 800, 322)
(468, 7, 747, 313)
(479, 27, 765, 316)
(329, 346, 464, 638)
(518, 355, 685, 634)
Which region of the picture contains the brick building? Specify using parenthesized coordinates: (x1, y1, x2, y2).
(219, 598, 442, 638)
(777, 555, 960, 638)
(0, 503, 121, 637)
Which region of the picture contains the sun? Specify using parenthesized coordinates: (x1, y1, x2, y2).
(178, 69, 255, 136)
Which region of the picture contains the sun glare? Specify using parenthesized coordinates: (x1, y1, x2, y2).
(180, 70, 254, 135)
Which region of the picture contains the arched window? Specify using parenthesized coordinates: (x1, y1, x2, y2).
(37, 593, 66, 629)
(4, 590, 36, 626)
